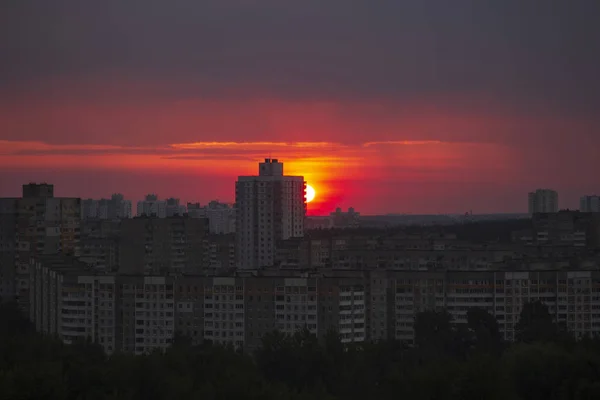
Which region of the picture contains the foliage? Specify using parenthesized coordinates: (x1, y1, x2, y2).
(2, 300, 600, 399)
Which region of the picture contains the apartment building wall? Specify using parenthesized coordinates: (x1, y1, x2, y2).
(174, 276, 205, 345)
(202, 277, 246, 348)
(119, 216, 209, 275)
(115, 276, 176, 355)
(80, 219, 121, 272)
(10, 187, 81, 313)
(236, 159, 306, 270)
(202, 234, 236, 272)
(580, 195, 600, 213)
(28, 265, 600, 355)
(531, 211, 597, 247)
(29, 256, 117, 354)
(277, 235, 520, 271)
(529, 189, 559, 214)
(244, 276, 277, 351)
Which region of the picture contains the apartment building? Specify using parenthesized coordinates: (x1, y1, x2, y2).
(29, 255, 117, 354)
(119, 216, 209, 275)
(526, 211, 600, 248)
(202, 277, 246, 348)
(188, 201, 236, 234)
(117, 276, 176, 355)
(28, 254, 600, 355)
(80, 219, 121, 272)
(136, 194, 167, 218)
(165, 198, 187, 217)
(528, 189, 559, 214)
(236, 159, 306, 269)
(330, 207, 361, 229)
(580, 195, 600, 213)
(276, 233, 521, 271)
(81, 194, 132, 220)
(273, 278, 319, 337)
(0, 183, 81, 311)
(202, 234, 236, 273)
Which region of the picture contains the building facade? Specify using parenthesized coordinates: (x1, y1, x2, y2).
(236, 159, 306, 269)
(528, 189, 559, 214)
(165, 198, 187, 217)
(27, 257, 600, 355)
(118, 216, 209, 275)
(581, 195, 600, 213)
(82, 194, 132, 220)
(136, 194, 167, 218)
(188, 201, 236, 234)
(0, 184, 81, 311)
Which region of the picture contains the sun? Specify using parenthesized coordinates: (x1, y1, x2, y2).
(305, 184, 316, 203)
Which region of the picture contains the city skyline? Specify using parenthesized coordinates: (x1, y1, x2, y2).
(1, 1, 600, 214)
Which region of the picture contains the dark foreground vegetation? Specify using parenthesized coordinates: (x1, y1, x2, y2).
(2, 300, 600, 400)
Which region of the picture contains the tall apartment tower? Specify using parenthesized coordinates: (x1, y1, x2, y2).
(580, 196, 600, 213)
(528, 189, 559, 214)
(235, 159, 306, 269)
(81, 193, 132, 220)
(0, 184, 81, 309)
(136, 194, 167, 218)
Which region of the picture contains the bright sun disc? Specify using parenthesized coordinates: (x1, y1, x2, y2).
(305, 184, 316, 203)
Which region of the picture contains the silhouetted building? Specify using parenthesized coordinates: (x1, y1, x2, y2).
(81, 194, 132, 220)
(0, 184, 81, 311)
(580, 195, 600, 213)
(528, 189, 559, 214)
(236, 159, 306, 269)
(118, 216, 209, 275)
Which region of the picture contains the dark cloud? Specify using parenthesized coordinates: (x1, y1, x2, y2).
(1, 0, 599, 112)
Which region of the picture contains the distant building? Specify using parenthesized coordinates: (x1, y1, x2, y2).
(165, 198, 187, 217)
(188, 201, 236, 234)
(528, 189, 558, 214)
(136, 194, 167, 218)
(580, 195, 600, 213)
(330, 207, 361, 229)
(82, 193, 132, 220)
(235, 158, 306, 269)
(530, 210, 597, 248)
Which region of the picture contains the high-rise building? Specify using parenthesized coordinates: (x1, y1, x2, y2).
(528, 189, 559, 214)
(0, 183, 81, 308)
(82, 194, 132, 220)
(136, 194, 167, 218)
(165, 198, 187, 217)
(188, 201, 236, 234)
(235, 159, 306, 269)
(580, 196, 600, 213)
(80, 219, 121, 272)
(330, 207, 361, 229)
(119, 216, 209, 275)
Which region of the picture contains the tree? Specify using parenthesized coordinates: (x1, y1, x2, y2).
(466, 308, 502, 355)
(515, 301, 560, 343)
(414, 310, 469, 359)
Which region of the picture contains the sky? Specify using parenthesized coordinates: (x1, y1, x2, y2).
(1, 1, 599, 215)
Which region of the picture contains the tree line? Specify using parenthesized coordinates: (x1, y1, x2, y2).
(2, 300, 600, 399)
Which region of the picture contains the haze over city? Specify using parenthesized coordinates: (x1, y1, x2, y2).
(1, 1, 599, 215)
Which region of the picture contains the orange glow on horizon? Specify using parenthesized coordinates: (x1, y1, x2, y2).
(0, 138, 517, 215)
